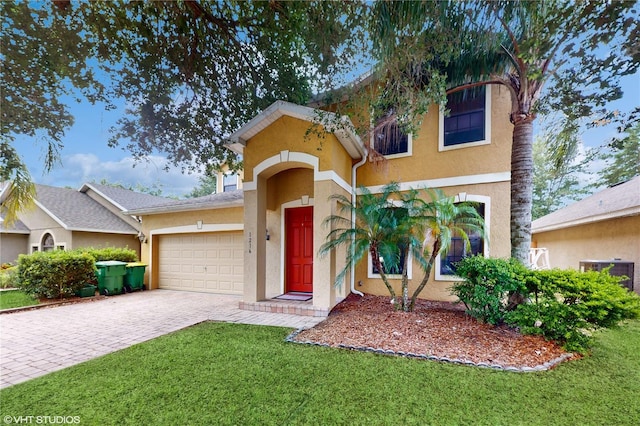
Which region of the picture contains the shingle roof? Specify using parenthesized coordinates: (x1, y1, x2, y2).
(34, 184, 138, 234)
(79, 183, 173, 211)
(532, 175, 640, 233)
(0, 216, 30, 234)
(126, 190, 243, 215)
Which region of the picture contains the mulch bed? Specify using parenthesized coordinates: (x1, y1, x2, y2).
(291, 293, 575, 370)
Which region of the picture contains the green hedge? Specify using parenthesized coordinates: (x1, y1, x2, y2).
(452, 256, 640, 353)
(76, 247, 138, 262)
(17, 251, 96, 299)
(0, 266, 19, 289)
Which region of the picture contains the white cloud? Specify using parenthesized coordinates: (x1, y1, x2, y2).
(33, 153, 203, 198)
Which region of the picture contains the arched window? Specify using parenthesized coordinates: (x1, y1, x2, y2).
(41, 233, 55, 252)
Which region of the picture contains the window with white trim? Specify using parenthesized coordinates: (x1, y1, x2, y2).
(436, 194, 490, 280)
(41, 233, 55, 252)
(368, 205, 413, 279)
(373, 111, 412, 158)
(439, 85, 491, 151)
(223, 173, 238, 192)
(440, 203, 485, 275)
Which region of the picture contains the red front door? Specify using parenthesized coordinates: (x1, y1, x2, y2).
(285, 206, 313, 293)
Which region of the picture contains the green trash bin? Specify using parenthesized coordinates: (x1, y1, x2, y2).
(95, 261, 127, 296)
(124, 262, 147, 292)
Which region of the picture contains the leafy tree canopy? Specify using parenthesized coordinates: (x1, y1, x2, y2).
(2, 0, 368, 174)
(595, 123, 640, 188)
(185, 174, 217, 198)
(366, 0, 639, 264)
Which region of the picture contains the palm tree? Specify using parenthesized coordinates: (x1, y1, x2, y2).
(0, 141, 35, 226)
(401, 188, 485, 311)
(370, 0, 637, 265)
(320, 183, 406, 305)
(320, 183, 485, 312)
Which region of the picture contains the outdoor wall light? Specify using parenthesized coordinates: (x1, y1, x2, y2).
(266, 229, 271, 241)
(137, 231, 147, 244)
(196, 220, 203, 229)
(301, 195, 310, 205)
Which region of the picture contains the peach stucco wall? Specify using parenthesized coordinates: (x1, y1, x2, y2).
(242, 115, 354, 185)
(533, 215, 640, 294)
(357, 85, 513, 187)
(354, 181, 512, 301)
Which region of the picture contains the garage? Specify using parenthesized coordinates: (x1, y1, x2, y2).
(158, 231, 244, 294)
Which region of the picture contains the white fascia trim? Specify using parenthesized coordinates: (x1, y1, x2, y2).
(68, 228, 138, 235)
(363, 172, 511, 195)
(438, 85, 492, 152)
(126, 199, 243, 215)
(532, 207, 640, 234)
(78, 183, 127, 212)
(150, 223, 244, 236)
(1, 229, 30, 235)
(243, 151, 353, 195)
(33, 200, 69, 229)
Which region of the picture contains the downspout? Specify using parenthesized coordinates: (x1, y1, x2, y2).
(350, 148, 368, 297)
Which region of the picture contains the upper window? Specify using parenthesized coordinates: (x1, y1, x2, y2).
(439, 85, 491, 151)
(223, 173, 238, 192)
(373, 111, 412, 158)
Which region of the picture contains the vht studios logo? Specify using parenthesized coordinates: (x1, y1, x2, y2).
(3, 416, 81, 425)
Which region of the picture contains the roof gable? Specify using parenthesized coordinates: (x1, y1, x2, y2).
(532, 176, 640, 233)
(226, 100, 365, 159)
(33, 184, 137, 234)
(79, 183, 173, 211)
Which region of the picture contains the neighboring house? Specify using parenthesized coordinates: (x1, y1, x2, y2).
(532, 175, 640, 293)
(0, 182, 171, 264)
(129, 83, 514, 316)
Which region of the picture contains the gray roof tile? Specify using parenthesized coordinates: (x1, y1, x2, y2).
(35, 184, 137, 234)
(0, 216, 30, 233)
(80, 183, 174, 210)
(126, 190, 243, 215)
(532, 175, 640, 233)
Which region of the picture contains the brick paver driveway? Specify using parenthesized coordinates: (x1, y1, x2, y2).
(0, 290, 324, 389)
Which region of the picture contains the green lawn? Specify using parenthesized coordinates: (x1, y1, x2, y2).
(1, 321, 639, 425)
(0, 290, 38, 310)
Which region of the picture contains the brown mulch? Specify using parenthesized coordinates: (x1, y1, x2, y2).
(293, 293, 575, 369)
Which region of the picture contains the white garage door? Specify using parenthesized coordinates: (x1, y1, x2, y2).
(158, 231, 244, 294)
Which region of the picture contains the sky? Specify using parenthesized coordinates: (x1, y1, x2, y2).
(13, 71, 640, 199)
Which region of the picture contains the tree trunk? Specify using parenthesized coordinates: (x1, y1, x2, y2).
(369, 245, 397, 305)
(400, 245, 411, 312)
(510, 117, 534, 266)
(409, 238, 441, 311)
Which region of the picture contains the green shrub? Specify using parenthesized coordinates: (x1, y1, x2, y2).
(505, 268, 640, 353)
(0, 266, 19, 289)
(17, 251, 96, 299)
(77, 247, 138, 262)
(452, 257, 640, 353)
(450, 256, 529, 325)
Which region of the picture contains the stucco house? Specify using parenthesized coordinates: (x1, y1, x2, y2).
(0, 182, 171, 264)
(129, 83, 514, 316)
(532, 175, 639, 293)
